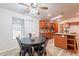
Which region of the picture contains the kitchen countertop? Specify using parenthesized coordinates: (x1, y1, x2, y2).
(54, 33, 78, 36)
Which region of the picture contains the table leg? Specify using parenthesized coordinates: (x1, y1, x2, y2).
(31, 47, 35, 56)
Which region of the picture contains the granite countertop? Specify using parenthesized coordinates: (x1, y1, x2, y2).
(54, 33, 78, 36)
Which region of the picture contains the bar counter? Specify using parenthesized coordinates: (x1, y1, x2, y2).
(53, 33, 78, 53)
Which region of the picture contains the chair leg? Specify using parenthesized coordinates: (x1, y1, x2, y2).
(31, 48, 35, 56)
(19, 51, 21, 56)
(38, 52, 42, 56)
(38, 52, 47, 56)
(22, 51, 26, 56)
(20, 50, 26, 56)
(28, 50, 32, 56)
(19, 51, 25, 56)
(44, 52, 47, 56)
(28, 48, 32, 56)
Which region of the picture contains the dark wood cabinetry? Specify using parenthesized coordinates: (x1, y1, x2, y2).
(39, 20, 53, 39)
(39, 20, 58, 39)
(39, 20, 54, 39)
(39, 20, 46, 29)
(54, 34, 67, 49)
(53, 22, 58, 33)
(67, 35, 77, 53)
(54, 33, 78, 53)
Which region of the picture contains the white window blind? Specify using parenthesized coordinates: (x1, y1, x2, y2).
(12, 17, 25, 39)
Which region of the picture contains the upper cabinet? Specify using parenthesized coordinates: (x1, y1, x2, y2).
(39, 20, 51, 29)
(39, 20, 46, 29)
(45, 21, 51, 29)
(39, 20, 58, 39)
(39, 20, 58, 33)
(53, 22, 58, 33)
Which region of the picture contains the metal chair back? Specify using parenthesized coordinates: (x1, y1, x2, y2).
(16, 37, 23, 48)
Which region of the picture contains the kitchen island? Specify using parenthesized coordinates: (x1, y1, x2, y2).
(53, 33, 78, 53)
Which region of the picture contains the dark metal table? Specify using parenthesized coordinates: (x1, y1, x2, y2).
(20, 37, 45, 56)
(20, 37, 45, 46)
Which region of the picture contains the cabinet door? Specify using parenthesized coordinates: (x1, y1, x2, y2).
(54, 35, 62, 47)
(46, 22, 51, 29)
(53, 22, 58, 33)
(54, 35, 67, 49)
(39, 20, 46, 29)
(60, 35, 67, 49)
(45, 32, 52, 39)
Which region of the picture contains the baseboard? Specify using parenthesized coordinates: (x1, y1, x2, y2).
(0, 47, 19, 54)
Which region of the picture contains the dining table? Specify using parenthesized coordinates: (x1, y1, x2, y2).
(20, 37, 45, 55)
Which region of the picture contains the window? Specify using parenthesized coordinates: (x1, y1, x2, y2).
(12, 17, 25, 39)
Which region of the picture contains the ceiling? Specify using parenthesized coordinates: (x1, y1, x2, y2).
(0, 3, 79, 20)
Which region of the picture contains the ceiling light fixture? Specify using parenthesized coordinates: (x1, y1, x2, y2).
(51, 15, 63, 21)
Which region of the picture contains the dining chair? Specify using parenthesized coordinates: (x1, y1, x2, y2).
(16, 37, 32, 56)
(34, 38, 49, 56)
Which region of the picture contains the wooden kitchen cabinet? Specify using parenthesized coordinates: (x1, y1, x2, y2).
(46, 21, 51, 29)
(39, 20, 53, 39)
(39, 20, 46, 29)
(45, 32, 53, 39)
(54, 33, 78, 53)
(54, 34, 67, 49)
(53, 22, 58, 33)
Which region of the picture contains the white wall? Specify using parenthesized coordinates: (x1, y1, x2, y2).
(0, 8, 26, 52)
(0, 8, 40, 53)
(59, 16, 79, 39)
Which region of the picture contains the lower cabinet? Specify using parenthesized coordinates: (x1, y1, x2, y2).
(54, 34, 67, 49)
(54, 34, 77, 53)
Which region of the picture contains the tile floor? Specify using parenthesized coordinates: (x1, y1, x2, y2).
(0, 39, 79, 56)
(46, 39, 79, 56)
